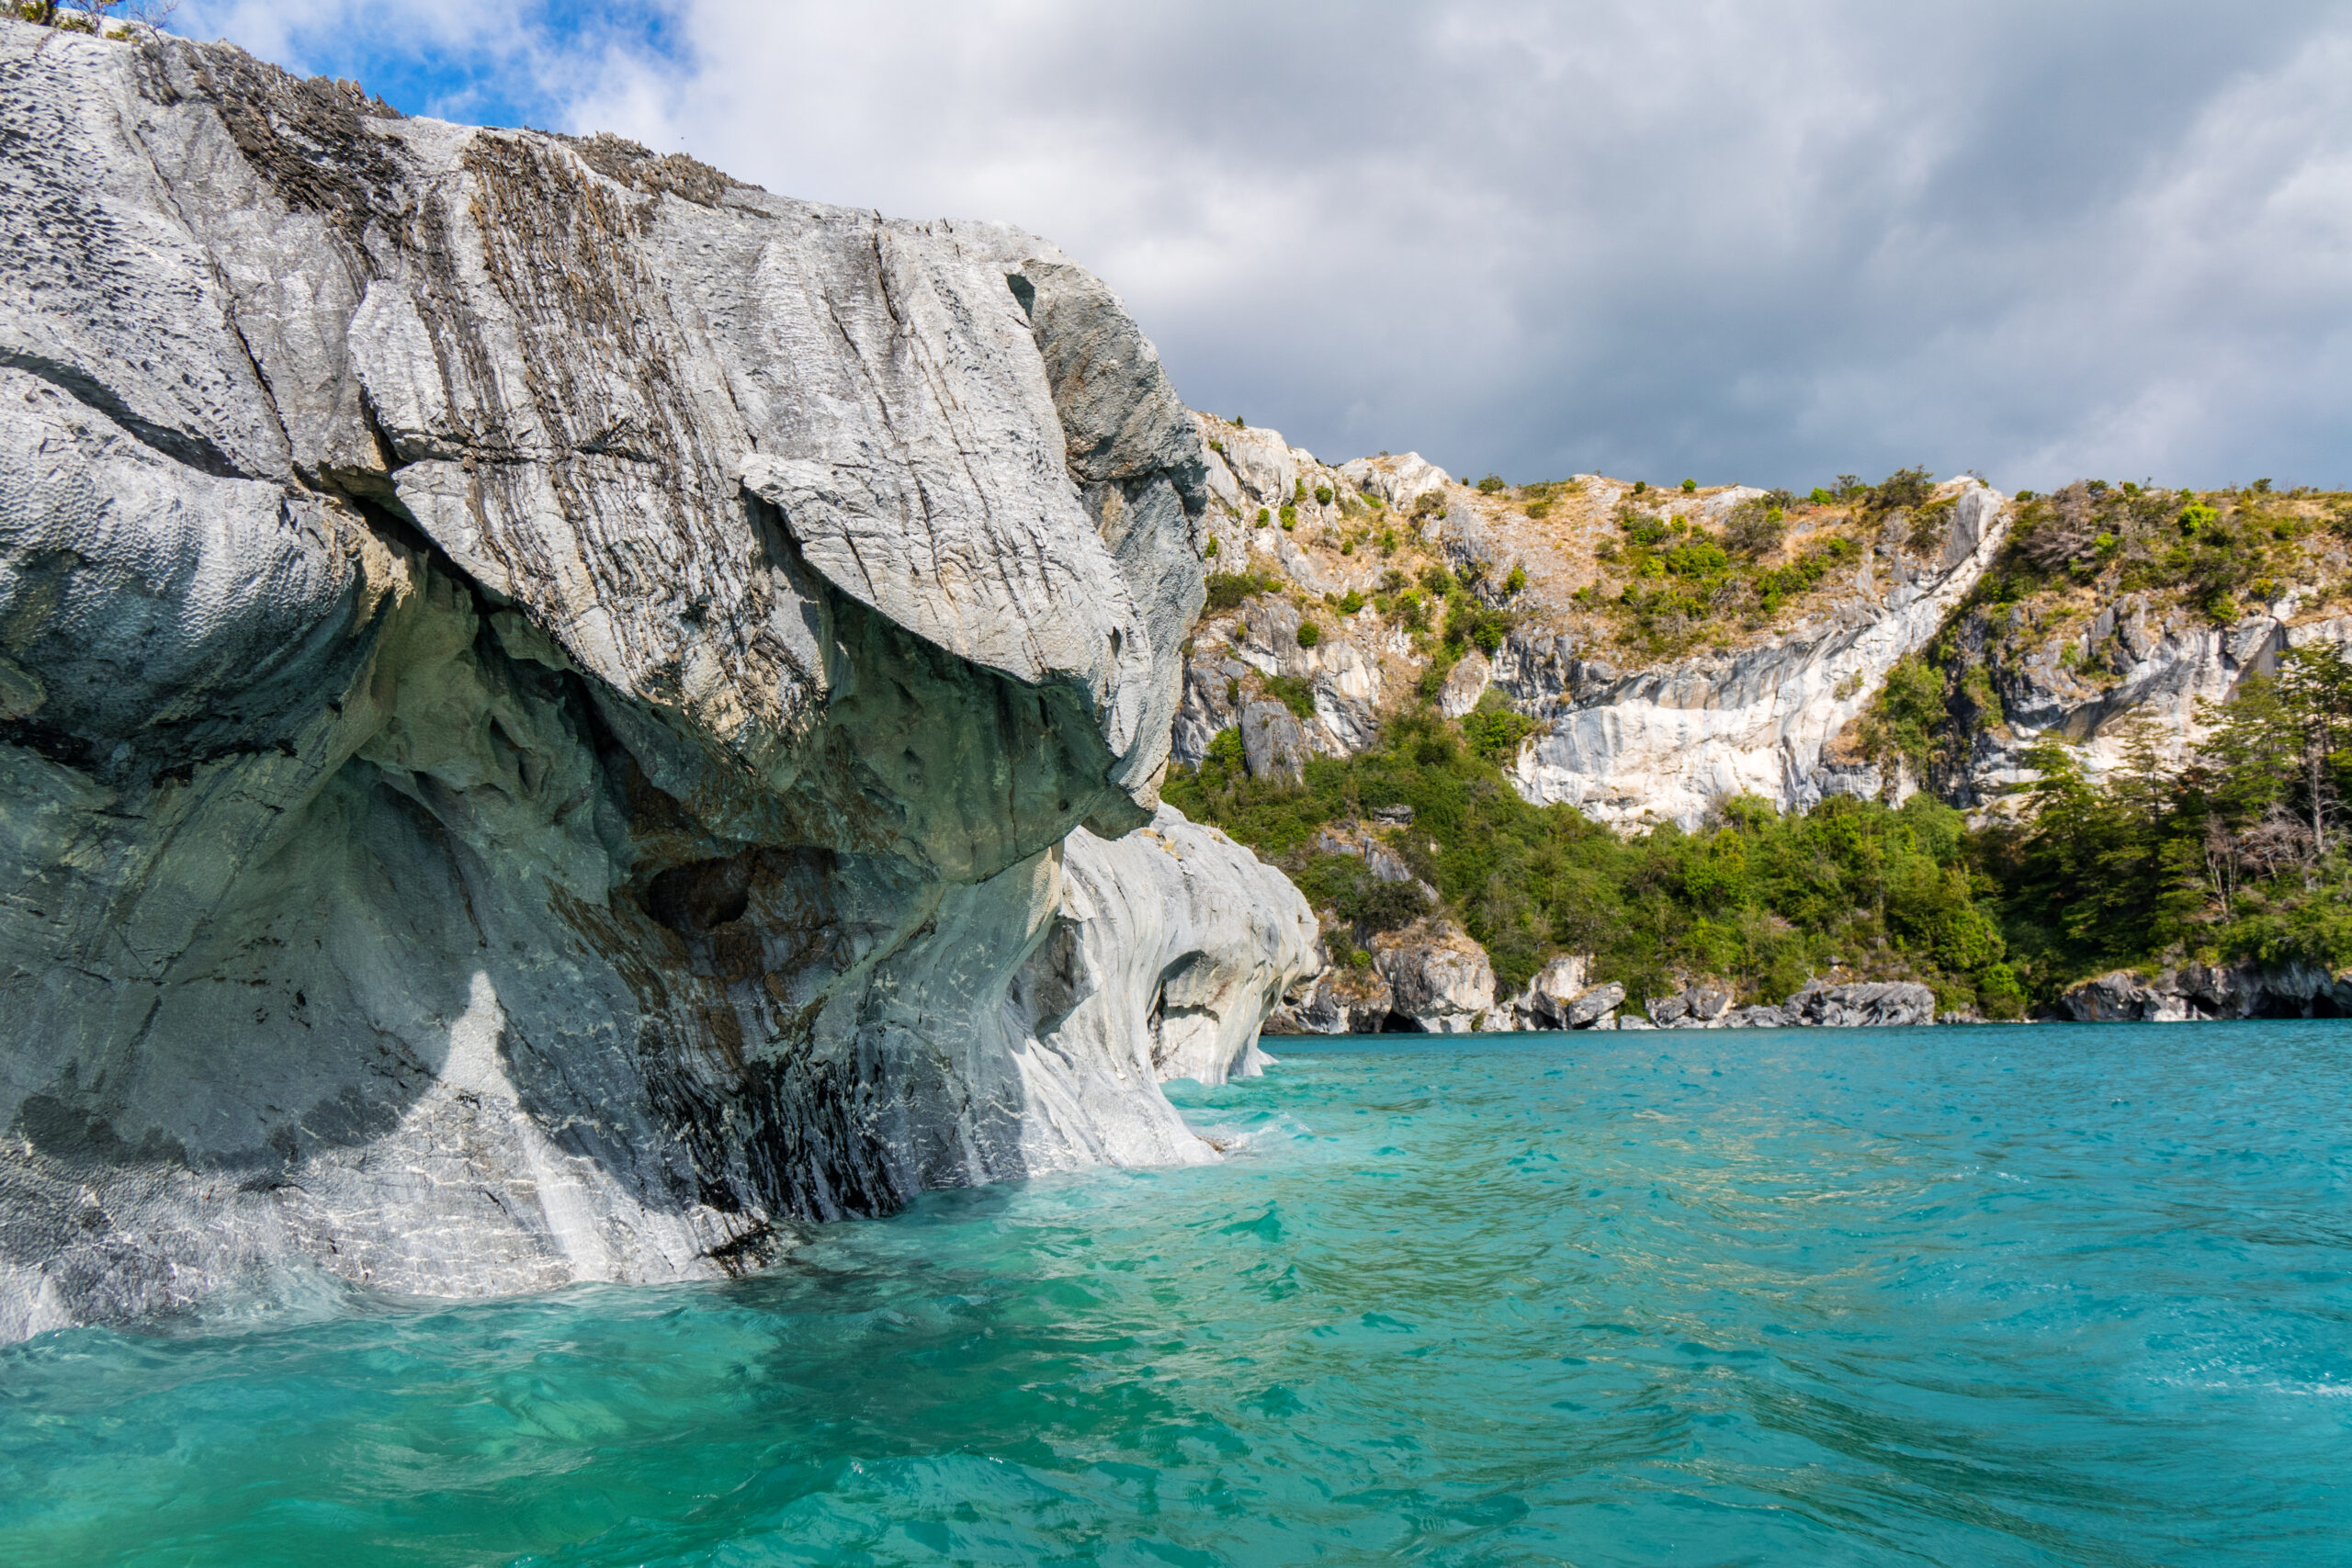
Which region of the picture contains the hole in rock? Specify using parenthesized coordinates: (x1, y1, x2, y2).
(644, 853, 756, 934)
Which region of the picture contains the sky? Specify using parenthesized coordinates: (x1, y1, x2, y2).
(175, 1, 2352, 494)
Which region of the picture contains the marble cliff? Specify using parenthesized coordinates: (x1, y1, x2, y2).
(0, 26, 1316, 1339)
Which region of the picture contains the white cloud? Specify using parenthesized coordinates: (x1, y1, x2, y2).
(179, 0, 2352, 491)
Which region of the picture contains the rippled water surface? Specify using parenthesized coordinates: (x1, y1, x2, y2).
(4, 1022, 2348, 1566)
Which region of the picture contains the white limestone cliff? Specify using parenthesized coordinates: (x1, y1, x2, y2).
(0, 26, 1313, 1340)
(1498, 481, 2010, 828)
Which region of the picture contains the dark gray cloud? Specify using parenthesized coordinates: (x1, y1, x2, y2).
(195, 1, 2352, 491)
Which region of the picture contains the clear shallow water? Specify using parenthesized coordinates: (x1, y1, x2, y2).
(3, 1024, 2347, 1567)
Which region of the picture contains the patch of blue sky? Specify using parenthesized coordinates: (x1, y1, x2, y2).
(182, 1, 683, 134)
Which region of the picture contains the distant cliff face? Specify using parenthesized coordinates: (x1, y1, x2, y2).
(1180, 414, 2352, 844)
(1497, 482, 2009, 828)
(1173, 410, 2017, 829)
(0, 25, 1315, 1339)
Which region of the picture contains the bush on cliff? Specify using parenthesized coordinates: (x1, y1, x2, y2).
(1994, 480, 2321, 623)
(1204, 570, 1277, 612)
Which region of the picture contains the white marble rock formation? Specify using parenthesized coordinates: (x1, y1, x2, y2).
(1499, 481, 2012, 829)
(0, 27, 1314, 1340)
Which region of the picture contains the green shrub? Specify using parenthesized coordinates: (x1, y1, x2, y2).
(1722, 499, 1785, 558)
(1264, 674, 1317, 717)
(1632, 479, 1647, 494)
(1463, 706, 1537, 760)
(1203, 536, 1220, 558)
(1279, 505, 1297, 530)
(1444, 602, 1513, 654)
(1256, 508, 1271, 526)
(1295, 619, 1322, 648)
(1504, 565, 1527, 594)
(1869, 467, 1935, 513)
(1976, 962, 2026, 1020)
(1860, 655, 1949, 775)
(1295, 853, 1432, 933)
(1315, 485, 1334, 505)
(1680, 478, 1698, 492)
(1477, 473, 1506, 494)
(1203, 570, 1277, 612)
(1907, 498, 1955, 554)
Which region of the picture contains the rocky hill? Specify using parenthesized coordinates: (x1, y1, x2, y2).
(1165, 417, 2352, 1032)
(1177, 419, 2012, 826)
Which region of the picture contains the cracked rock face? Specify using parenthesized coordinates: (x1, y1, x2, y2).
(1370, 920, 1497, 1033)
(1952, 598, 2352, 808)
(0, 27, 1311, 1340)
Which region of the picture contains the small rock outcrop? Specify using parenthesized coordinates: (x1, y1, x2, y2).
(2058, 963, 2352, 1022)
(1436, 650, 1493, 719)
(1238, 700, 1311, 784)
(1338, 452, 1452, 513)
(1626, 978, 1939, 1029)
(1370, 920, 1497, 1032)
(1521, 953, 1589, 1022)
(1781, 981, 1940, 1027)
(1274, 961, 1395, 1035)
(1046, 809, 1321, 1089)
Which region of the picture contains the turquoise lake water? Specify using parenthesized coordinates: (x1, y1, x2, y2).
(2, 1022, 2346, 1566)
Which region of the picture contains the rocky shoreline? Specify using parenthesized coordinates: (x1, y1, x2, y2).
(1272, 948, 1944, 1035)
(2058, 963, 2352, 1021)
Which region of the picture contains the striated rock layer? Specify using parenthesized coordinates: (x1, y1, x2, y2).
(0, 27, 1314, 1339)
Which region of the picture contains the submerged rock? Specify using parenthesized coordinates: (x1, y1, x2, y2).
(0, 27, 1308, 1339)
